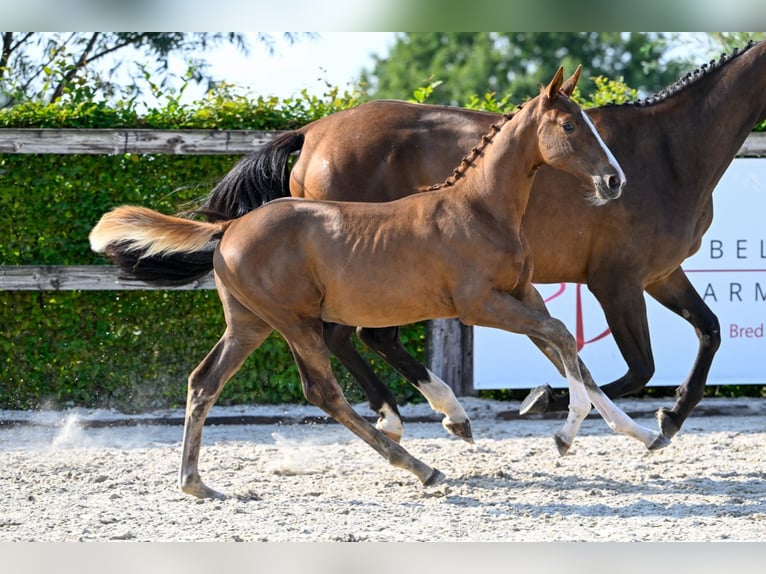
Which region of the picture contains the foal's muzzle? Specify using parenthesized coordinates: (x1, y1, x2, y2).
(593, 172, 626, 204)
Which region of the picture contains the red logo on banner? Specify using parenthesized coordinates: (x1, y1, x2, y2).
(544, 283, 611, 351)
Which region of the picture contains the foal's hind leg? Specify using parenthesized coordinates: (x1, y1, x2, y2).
(357, 326, 473, 443)
(286, 322, 444, 486)
(322, 323, 405, 442)
(179, 293, 273, 499)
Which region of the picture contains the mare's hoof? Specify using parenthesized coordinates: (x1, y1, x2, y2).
(554, 433, 571, 456)
(520, 384, 554, 415)
(656, 407, 680, 439)
(444, 419, 474, 444)
(648, 433, 671, 451)
(424, 468, 447, 487)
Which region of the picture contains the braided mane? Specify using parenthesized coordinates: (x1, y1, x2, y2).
(422, 107, 519, 192)
(627, 40, 757, 108)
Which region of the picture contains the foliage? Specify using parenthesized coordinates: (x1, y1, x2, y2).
(0, 80, 367, 131)
(578, 76, 639, 107)
(362, 32, 689, 106)
(0, 33, 318, 109)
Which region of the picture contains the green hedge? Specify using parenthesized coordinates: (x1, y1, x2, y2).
(0, 86, 429, 411)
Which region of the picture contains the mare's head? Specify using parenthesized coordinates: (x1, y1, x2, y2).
(533, 66, 626, 205)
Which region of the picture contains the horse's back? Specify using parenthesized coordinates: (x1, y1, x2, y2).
(292, 100, 500, 202)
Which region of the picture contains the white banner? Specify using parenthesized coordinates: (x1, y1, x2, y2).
(474, 158, 766, 389)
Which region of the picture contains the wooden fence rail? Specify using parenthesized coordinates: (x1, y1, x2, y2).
(0, 128, 274, 155)
(4, 127, 766, 156)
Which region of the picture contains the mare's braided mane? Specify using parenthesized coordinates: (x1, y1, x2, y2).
(630, 40, 757, 107)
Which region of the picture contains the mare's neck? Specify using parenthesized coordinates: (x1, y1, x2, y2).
(608, 42, 766, 194)
(686, 44, 766, 160)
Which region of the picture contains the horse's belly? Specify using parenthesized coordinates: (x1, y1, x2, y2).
(319, 290, 456, 328)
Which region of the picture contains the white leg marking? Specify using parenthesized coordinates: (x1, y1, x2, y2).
(376, 402, 403, 441)
(418, 370, 469, 423)
(576, 359, 665, 447)
(586, 387, 662, 447)
(556, 367, 592, 448)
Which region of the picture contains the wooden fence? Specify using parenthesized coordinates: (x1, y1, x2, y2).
(0, 127, 474, 395)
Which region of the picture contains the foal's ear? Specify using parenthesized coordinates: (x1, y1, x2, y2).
(560, 65, 582, 97)
(545, 66, 565, 100)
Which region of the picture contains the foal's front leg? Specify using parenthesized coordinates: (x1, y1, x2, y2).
(461, 285, 665, 452)
(514, 284, 667, 451)
(576, 358, 670, 450)
(458, 286, 591, 451)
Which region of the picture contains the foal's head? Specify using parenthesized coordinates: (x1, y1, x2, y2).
(534, 66, 626, 205)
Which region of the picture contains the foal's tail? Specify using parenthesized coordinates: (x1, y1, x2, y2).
(89, 206, 228, 287)
(197, 130, 305, 221)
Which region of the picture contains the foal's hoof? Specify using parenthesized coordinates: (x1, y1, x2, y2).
(423, 468, 447, 487)
(554, 433, 571, 456)
(647, 433, 671, 451)
(520, 384, 554, 415)
(656, 407, 680, 439)
(443, 418, 474, 444)
(180, 481, 227, 501)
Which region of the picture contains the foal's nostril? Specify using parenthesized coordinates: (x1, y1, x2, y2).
(608, 175, 621, 191)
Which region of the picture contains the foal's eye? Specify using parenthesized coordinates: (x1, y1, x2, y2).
(562, 121, 575, 133)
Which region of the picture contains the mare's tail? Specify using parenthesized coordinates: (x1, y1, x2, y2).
(89, 206, 228, 287)
(198, 130, 305, 221)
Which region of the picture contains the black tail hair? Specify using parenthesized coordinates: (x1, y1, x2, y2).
(106, 240, 218, 287)
(197, 131, 305, 222)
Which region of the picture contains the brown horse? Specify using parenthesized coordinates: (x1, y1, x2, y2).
(90, 68, 665, 499)
(201, 40, 766, 443)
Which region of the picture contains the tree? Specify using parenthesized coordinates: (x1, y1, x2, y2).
(361, 32, 692, 105)
(698, 32, 766, 54)
(0, 32, 310, 108)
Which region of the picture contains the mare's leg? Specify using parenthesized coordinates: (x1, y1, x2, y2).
(520, 280, 655, 416)
(646, 268, 721, 438)
(322, 322, 405, 442)
(356, 326, 473, 443)
(286, 321, 444, 486)
(179, 291, 273, 499)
